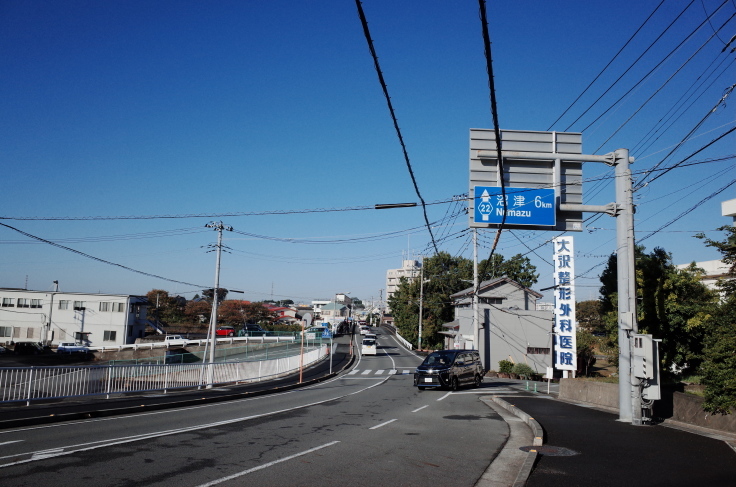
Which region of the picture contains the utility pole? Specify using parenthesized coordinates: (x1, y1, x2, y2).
(204, 221, 233, 389)
(473, 228, 479, 351)
(614, 148, 640, 424)
(418, 256, 429, 351)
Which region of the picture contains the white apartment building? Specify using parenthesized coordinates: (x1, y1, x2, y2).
(0, 289, 149, 347)
(385, 259, 421, 311)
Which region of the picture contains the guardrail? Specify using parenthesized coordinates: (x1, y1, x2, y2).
(0, 344, 327, 405)
(89, 334, 296, 353)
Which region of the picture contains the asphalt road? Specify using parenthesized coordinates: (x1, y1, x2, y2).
(0, 328, 514, 487)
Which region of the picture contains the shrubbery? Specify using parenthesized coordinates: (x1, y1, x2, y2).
(512, 363, 535, 378)
(498, 360, 514, 374)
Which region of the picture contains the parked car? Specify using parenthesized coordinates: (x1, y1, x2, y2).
(238, 324, 268, 337)
(216, 326, 236, 337)
(414, 350, 484, 391)
(57, 342, 90, 353)
(361, 337, 377, 355)
(0, 345, 8, 354)
(13, 342, 45, 355)
(164, 335, 187, 346)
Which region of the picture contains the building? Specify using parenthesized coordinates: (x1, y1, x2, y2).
(385, 259, 421, 311)
(450, 278, 553, 373)
(0, 289, 149, 347)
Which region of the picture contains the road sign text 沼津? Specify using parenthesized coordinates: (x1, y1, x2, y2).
(473, 186, 555, 227)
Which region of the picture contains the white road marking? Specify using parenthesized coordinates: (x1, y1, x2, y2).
(195, 441, 340, 487)
(375, 370, 384, 375)
(437, 392, 453, 401)
(412, 405, 429, 413)
(348, 369, 359, 375)
(389, 369, 397, 374)
(369, 419, 397, 430)
(361, 370, 372, 375)
(0, 440, 23, 446)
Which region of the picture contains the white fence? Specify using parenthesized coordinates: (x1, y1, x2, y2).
(0, 344, 327, 405)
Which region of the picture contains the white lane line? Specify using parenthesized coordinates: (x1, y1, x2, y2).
(412, 405, 429, 413)
(0, 441, 23, 446)
(437, 392, 453, 401)
(31, 449, 64, 460)
(369, 419, 397, 430)
(402, 370, 412, 374)
(195, 441, 340, 487)
(339, 377, 386, 380)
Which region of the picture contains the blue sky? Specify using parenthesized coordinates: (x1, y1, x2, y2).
(1, 1, 734, 305)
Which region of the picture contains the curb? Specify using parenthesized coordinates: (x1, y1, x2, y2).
(490, 396, 544, 446)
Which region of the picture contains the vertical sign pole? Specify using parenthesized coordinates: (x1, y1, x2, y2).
(473, 228, 479, 352)
(615, 149, 640, 423)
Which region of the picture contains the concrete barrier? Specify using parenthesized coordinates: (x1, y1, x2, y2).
(559, 378, 618, 410)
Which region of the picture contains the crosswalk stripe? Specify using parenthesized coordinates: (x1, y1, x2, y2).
(348, 370, 359, 375)
(361, 370, 372, 375)
(375, 370, 384, 375)
(389, 369, 397, 375)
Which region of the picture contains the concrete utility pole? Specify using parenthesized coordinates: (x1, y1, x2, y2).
(204, 221, 233, 389)
(614, 148, 641, 424)
(473, 228, 479, 351)
(418, 257, 425, 351)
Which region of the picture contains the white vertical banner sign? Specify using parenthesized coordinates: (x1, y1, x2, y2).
(553, 236, 576, 372)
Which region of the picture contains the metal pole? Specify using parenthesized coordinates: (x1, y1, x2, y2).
(614, 148, 639, 423)
(205, 221, 232, 389)
(418, 257, 424, 351)
(473, 228, 479, 351)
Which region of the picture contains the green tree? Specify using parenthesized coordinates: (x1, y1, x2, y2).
(146, 289, 185, 325)
(478, 253, 539, 287)
(696, 226, 736, 414)
(598, 246, 717, 378)
(577, 300, 604, 333)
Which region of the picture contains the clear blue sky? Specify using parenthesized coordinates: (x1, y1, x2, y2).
(1, 1, 734, 305)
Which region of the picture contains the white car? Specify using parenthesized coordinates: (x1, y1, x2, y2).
(164, 335, 187, 346)
(361, 338, 377, 355)
(359, 326, 371, 335)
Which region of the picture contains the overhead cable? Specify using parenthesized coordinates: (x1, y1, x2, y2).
(0, 222, 206, 288)
(546, 0, 665, 130)
(354, 0, 439, 254)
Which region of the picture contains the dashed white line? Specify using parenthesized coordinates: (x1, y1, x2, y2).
(412, 405, 429, 413)
(369, 419, 398, 430)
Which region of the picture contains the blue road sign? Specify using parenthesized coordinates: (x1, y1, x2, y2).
(474, 186, 556, 226)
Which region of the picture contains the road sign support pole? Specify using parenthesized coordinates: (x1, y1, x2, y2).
(614, 148, 641, 424)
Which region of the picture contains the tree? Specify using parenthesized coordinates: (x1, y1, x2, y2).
(597, 246, 717, 378)
(185, 300, 211, 324)
(696, 226, 736, 414)
(576, 300, 604, 333)
(146, 289, 185, 324)
(478, 253, 539, 288)
(202, 288, 229, 303)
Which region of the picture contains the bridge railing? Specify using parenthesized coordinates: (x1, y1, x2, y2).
(0, 344, 327, 405)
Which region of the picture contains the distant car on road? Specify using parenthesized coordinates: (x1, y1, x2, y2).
(57, 342, 90, 353)
(361, 338, 377, 355)
(359, 325, 371, 335)
(164, 335, 187, 346)
(14, 342, 45, 355)
(238, 324, 268, 337)
(216, 326, 236, 337)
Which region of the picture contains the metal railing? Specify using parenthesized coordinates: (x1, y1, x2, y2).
(0, 344, 327, 405)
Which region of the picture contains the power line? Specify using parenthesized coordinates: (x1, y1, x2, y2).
(546, 0, 665, 130)
(0, 222, 207, 288)
(354, 0, 439, 254)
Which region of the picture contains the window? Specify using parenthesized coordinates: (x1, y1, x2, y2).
(59, 300, 70, 310)
(1, 298, 13, 307)
(480, 297, 504, 305)
(0, 327, 12, 337)
(31, 299, 42, 308)
(17, 298, 29, 308)
(113, 302, 125, 312)
(73, 301, 85, 310)
(527, 347, 550, 355)
(103, 330, 117, 341)
(99, 302, 110, 312)
(26, 328, 35, 338)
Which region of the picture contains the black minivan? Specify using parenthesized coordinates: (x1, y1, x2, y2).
(414, 350, 484, 391)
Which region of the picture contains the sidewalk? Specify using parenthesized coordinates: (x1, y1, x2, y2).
(503, 392, 736, 486)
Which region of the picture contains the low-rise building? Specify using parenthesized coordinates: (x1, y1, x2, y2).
(450, 278, 553, 373)
(0, 288, 149, 347)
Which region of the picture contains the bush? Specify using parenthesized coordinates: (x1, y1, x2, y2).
(512, 363, 535, 378)
(498, 360, 514, 374)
